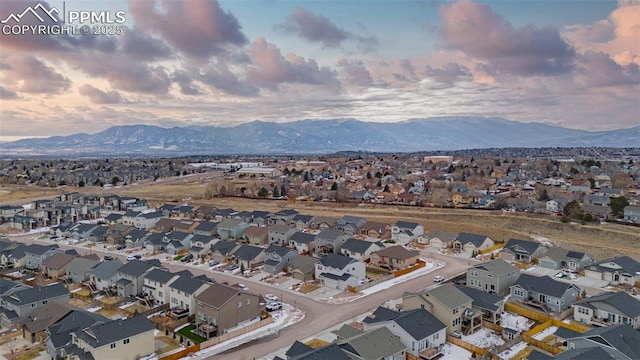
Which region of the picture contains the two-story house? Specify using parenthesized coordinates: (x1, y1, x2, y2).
(141, 268, 181, 306)
(194, 283, 263, 338)
(267, 224, 297, 246)
(288, 232, 316, 254)
(193, 221, 218, 236)
(115, 260, 157, 297)
(315, 229, 350, 255)
(0, 283, 69, 327)
(42, 253, 77, 280)
(358, 221, 392, 239)
(68, 316, 156, 360)
(340, 238, 383, 262)
(86, 259, 123, 291)
(315, 254, 365, 290)
(335, 326, 406, 360)
(510, 274, 581, 313)
(216, 218, 249, 240)
(231, 244, 265, 270)
(132, 211, 164, 230)
(466, 259, 520, 295)
(362, 307, 446, 359)
(573, 291, 640, 329)
(263, 245, 298, 275)
(391, 221, 424, 243)
(290, 214, 313, 231)
(563, 325, 640, 360)
(458, 285, 505, 325)
(209, 241, 239, 264)
(168, 273, 211, 315)
(65, 255, 101, 284)
(336, 215, 367, 235)
(242, 226, 269, 245)
(25, 244, 62, 270)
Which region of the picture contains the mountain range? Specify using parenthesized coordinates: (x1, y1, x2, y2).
(1, 117, 638, 156)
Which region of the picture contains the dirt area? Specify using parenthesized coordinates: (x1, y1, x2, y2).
(8, 345, 45, 360)
(298, 284, 321, 294)
(0, 185, 60, 204)
(304, 339, 330, 349)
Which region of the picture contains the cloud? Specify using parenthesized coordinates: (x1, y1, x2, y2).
(120, 28, 173, 61)
(439, 0, 575, 76)
(129, 0, 247, 59)
(576, 51, 640, 87)
(0, 55, 71, 94)
(425, 62, 472, 84)
(172, 70, 202, 95)
(78, 84, 125, 104)
(247, 38, 339, 88)
(564, 20, 616, 44)
(192, 64, 260, 97)
(338, 59, 375, 86)
(0, 85, 18, 99)
(277, 7, 378, 52)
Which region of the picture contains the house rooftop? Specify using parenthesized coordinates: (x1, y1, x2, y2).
(566, 324, 640, 360)
(372, 245, 418, 260)
(575, 291, 640, 318)
(457, 285, 504, 312)
(3, 283, 68, 306)
(425, 283, 472, 310)
(338, 326, 406, 360)
(117, 259, 155, 277)
(290, 232, 316, 244)
(457, 232, 490, 247)
(73, 316, 155, 349)
(318, 254, 357, 269)
(472, 258, 519, 276)
(503, 238, 544, 255)
(513, 274, 579, 298)
(341, 238, 375, 254)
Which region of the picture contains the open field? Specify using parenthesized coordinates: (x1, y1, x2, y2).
(2, 179, 639, 260)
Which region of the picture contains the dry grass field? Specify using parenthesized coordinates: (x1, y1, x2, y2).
(3, 177, 639, 260)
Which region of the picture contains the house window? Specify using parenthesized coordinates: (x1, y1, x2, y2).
(42, 300, 48, 305)
(110, 343, 116, 349)
(452, 308, 459, 315)
(246, 298, 250, 305)
(31, 303, 36, 308)
(237, 301, 242, 308)
(123, 339, 130, 345)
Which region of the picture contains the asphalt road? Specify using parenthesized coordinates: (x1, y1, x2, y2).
(11, 233, 474, 360)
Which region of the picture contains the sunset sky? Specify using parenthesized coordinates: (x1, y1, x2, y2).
(0, 0, 638, 140)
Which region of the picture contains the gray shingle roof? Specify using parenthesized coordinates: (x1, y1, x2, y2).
(513, 274, 578, 298)
(286, 340, 313, 358)
(341, 238, 374, 254)
(457, 285, 504, 312)
(575, 291, 640, 318)
(473, 258, 519, 276)
(362, 306, 402, 325)
(290, 232, 315, 244)
(144, 268, 177, 284)
(567, 324, 640, 360)
(504, 238, 543, 255)
(87, 259, 123, 280)
(393, 308, 446, 340)
(232, 244, 264, 261)
(169, 274, 209, 295)
(318, 254, 357, 269)
(316, 229, 345, 241)
(117, 259, 155, 277)
(288, 343, 351, 360)
(195, 221, 218, 232)
(73, 316, 155, 349)
(395, 220, 420, 229)
(457, 232, 490, 247)
(66, 257, 100, 276)
(589, 256, 640, 275)
(339, 326, 405, 359)
(3, 283, 68, 306)
(425, 283, 472, 310)
(373, 245, 418, 260)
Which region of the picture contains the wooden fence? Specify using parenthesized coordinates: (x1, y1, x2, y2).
(478, 243, 505, 255)
(200, 316, 273, 348)
(504, 301, 550, 323)
(394, 260, 426, 278)
(131, 303, 169, 318)
(446, 335, 487, 356)
(160, 344, 200, 360)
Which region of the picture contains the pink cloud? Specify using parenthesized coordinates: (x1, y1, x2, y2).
(129, 0, 247, 59)
(78, 84, 125, 104)
(439, 0, 575, 76)
(0, 55, 71, 94)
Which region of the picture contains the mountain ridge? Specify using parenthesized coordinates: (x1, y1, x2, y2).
(1, 117, 637, 156)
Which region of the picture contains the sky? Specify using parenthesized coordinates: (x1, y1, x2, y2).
(0, 0, 638, 141)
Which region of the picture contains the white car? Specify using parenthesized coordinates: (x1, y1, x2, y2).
(126, 255, 137, 261)
(264, 294, 278, 302)
(266, 302, 282, 311)
(433, 275, 445, 283)
(238, 283, 249, 291)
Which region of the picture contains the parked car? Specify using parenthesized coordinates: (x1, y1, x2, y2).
(225, 264, 239, 273)
(266, 302, 282, 311)
(181, 254, 194, 262)
(264, 294, 278, 302)
(126, 255, 137, 261)
(49, 235, 59, 240)
(434, 275, 445, 283)
(134, 254, 142, 259)
(103, 255, 114, 261)
(116, 244, 125, 250)
(209, 260, 219, 267)
(238, 283, 249, 291)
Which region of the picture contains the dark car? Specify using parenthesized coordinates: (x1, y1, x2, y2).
(180, 254, 194, 262)
(103, 255, 114, 261)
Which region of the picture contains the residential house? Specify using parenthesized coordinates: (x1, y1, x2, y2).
(453, 233, 495, 256)
(315, 254, 366, 290)
(65, 256, 100, 284)
(546, 199, 569, 213)
(216, 218, 249, 240)
(68, 316, 156, 360)
(25, 244, 62, 270)
(314, 229, 350, 255)
(310, 216, 338, 230)
(248, 210, 271, 227)
(143, 233, 166, 253)
(574, 291, 640, 329)
(466, 258, 521, 295)
(22, 303, 95, 344)
(458, 285, 505, 325)
(242, 226, 269, 245)
(358, 221, 391, 239)
(362, 307, 446, 359)
(403, 284, 480, 335)
(0, 278, 30, 297)
(42, 253, 76, 279)
(263, 245, 297, 275)
(189, 234, 216, 259)
(340, 238, 383, 262)
(231, 244, 265, 270)
(510, 274, 581, 313)
(290, 214, 313, 231)
(121, 210, 141, 226)
(270, 209, 298, 224)
(538, 247, 592, 271)
(267, 224, 297, 246)
(336, 326, 407, 360)
(288, 232, 316, 254)
(584, 256, 640, 286)
(172, 205, 194, 218)
(563, 324, 640, 360)
(336, 215, 367, 235)
(168, 273, 211, 315)
(283, 342, 351, 360)
(290, 255, 318, 281)
(370, 245, 420, 271)
(623, 205, 640, 223)
(0, 243, 27, 269)
(209, 241, 239, 264)
(86, 259, 123, 291)
(104, 213, 122, 224)
(500, 238, 547, 263)
(194, 283, 263, 338)
(348, 190, 375, 202)
(582, 204, 612, 220)
(45, 308, 108, 359)
(0, 283, 69, 327)
(391, 221, 424, 243)
(132, 211, 163, 230)
(424, 230, 457, 249)
(142, 268, 181, 306)
(115, 260, 157, 297)
(193, 221, 218, 236)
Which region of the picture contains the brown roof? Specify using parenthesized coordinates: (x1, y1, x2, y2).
(360, 221, 390, 232)
(154, 218, 180, 230)
(23, 302, 74, 333)
(373, 245, 419, 260)
(196, 283, 255, 309)
(42, 253, 77, 270)
(243, 226, 268, 237)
